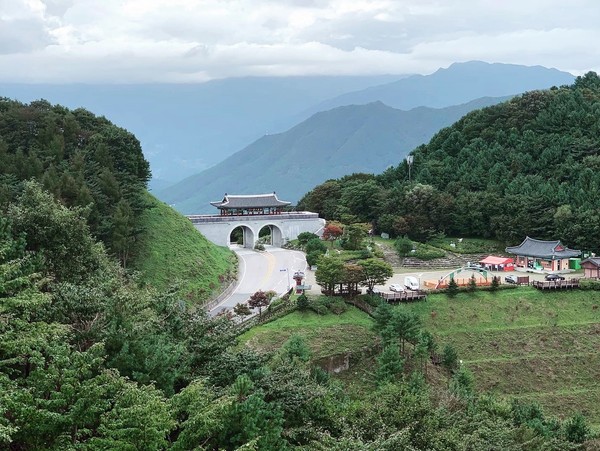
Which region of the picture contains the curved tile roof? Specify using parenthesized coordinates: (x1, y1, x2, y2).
(505, 236, 581, 259)
(210, 192, 291, 209)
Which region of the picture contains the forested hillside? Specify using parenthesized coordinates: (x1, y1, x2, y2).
(0, 97, 150, 265)
(298, 72, 600, 252)
(159, 96, 509, 213)
(1, 98, 594, 448)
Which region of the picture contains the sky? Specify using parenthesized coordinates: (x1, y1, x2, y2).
(1, 0, 599, 83)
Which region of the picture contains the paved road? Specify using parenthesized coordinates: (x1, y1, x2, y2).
(209, 246, 307, 316)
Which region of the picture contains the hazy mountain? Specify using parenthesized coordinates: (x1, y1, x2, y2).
(158, 96, 511, 214)
(0, 75, 401, 182)
(304, 61, 575, 114)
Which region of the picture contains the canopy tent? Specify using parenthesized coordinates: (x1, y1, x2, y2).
(479, 256, 515, 271)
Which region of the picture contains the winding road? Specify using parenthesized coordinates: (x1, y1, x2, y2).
(209, 246, 307, 316)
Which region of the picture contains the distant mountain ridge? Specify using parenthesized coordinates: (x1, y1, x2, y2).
(0, 75, 402, 182)
(158, 96, 512, 213)
(306, 61, 575, 113)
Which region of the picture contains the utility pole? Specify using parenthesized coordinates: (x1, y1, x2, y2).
(406, 155, 414, 182)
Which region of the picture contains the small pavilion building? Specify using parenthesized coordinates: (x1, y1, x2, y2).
(581, 258, 600, 279)
(210, 192, 291, 216)
(506, 236, 581, 272)
(479, 256, 515, 271)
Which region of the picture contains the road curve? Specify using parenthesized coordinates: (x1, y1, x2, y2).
(209, 246, 307, 316)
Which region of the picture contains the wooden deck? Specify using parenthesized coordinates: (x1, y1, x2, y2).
(532, 279, 580, 290)
(378, 290, 427, 302)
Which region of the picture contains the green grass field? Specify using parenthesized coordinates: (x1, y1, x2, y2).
(237, 286, 600, 426)
(238, 306, 375, 360)
(394, 287, 600, 425)
(130, 193, 236, 304)
(427, 237, 506, 254)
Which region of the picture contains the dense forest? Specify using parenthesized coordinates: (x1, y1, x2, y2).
(0, 98, 594, 448)
(0, 98, 150, 265)
(298, 72, 600, 252)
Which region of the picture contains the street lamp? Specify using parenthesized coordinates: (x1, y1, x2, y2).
(406, 155, 414, 182)
(280, 268, 290, 290)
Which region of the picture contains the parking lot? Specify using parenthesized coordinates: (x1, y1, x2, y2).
(304, 265, 583, 295)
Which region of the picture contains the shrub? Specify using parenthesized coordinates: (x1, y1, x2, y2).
(297, 294, 310, 311)
(297, 232, 319, 246)
(328, 299, 348, 315)
(394, 236, 413, 257)
(446, 278, 459, 298)
(579, 278, 600, 290)
(254, 242, 265, 251)
(306, 238, 327, 255)
(306, 250, 322, 267)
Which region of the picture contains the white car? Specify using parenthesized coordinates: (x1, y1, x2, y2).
(389, 284, 405, 292)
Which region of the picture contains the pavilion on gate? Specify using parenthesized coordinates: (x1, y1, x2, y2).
(210, 192, 291, 216)
(505, 236, 581, 272)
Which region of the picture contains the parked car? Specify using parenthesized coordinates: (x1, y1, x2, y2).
(545, 273, 565, 281)
(505, 275, 519, 284)
(404, 276, 419, 291)
(467, 262, 483, 268)
(389, 284, 405, 292)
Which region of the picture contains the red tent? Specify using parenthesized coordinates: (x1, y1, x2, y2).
(479, 256, 515, 271)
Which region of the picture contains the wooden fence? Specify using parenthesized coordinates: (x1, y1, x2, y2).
(532, 278, 580, 290)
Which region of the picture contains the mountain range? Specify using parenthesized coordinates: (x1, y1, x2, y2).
(157, 61, 575, 214)
(158, 96, 511, 213)
(0, 75, 401, 184)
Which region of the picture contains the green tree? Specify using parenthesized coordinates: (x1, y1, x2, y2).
(296, 294, 310, 311)
(490, 275, 500, 292)
(376, 344, 404, 385)
(297, 232, 318, 246)
(564, 413, 590, 444)
(340, 223, 366, 250)
(315, 256, 345, 294)
(447, 277, 459, 298)
(234, 302, 252, 318)
(394, 236, 413, 256)
(305, 237, 327, 255)
(468, 274, 477, 292)
(220, 375, 286, 450)
(8, 181, 104, 282)
(357, 258, 393, 293)
(442, 344, 459, 375)
(280, 334, 311, 363)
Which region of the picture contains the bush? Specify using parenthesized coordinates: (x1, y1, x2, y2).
(254, 242, 265, 251)
(297, 232, 318, 246)
(306, 250, 322, 267)
(412, 243, 445, 260)
(579, 278, 600, 290)
(394, 236, 413, 256)
(328, 299, 348, 315)
(310, 302, 329, 315)
(306, 238, 327, 255)
(297, 294, 310, 311)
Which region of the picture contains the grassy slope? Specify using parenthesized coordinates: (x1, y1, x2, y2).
(131, 192, 236, 303)
(237, 286, 600, 426)
(238, 307, 375, 360)
(394, 288, 600, 425)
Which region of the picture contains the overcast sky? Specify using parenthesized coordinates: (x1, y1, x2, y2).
(1, 0, 599, 83)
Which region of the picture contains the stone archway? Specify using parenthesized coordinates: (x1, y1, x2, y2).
(257, 224, 284, 247)
(229, 225, 255, 248)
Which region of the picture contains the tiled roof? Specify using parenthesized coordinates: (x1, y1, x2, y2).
(581, 258, 600, 267)
(210, 193, 291, 209)
(505, 236, 581, 259)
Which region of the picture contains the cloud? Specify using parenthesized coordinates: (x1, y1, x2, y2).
(0, 0, 598, 82)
